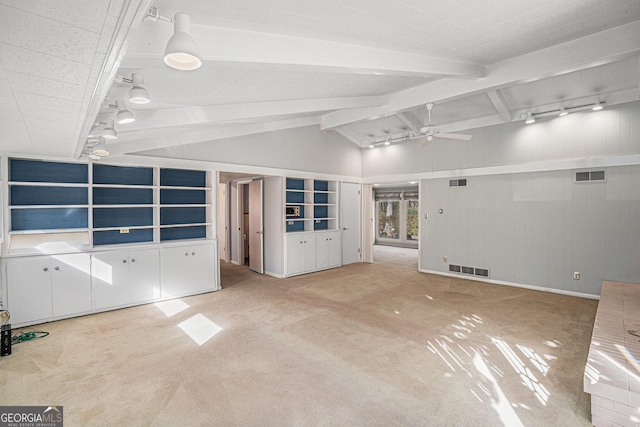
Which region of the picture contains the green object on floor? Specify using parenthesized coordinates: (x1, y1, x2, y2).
(12, 331, 49, 345)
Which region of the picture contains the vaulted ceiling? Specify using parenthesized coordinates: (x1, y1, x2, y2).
(1, 0, 639, 160)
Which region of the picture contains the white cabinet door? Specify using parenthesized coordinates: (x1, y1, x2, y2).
(129, 249, 160, 303)
(316, 231, 341, 269)
(161, 244, 216, 298)
(287, 233, 316, 275)
(6, 257, 53, 325)
(92, 251, 130, 310)
(51, 254, 91, 317)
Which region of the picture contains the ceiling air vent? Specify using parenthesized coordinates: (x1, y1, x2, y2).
(575, 170, 605, 183)
(449, 178, 467, 187)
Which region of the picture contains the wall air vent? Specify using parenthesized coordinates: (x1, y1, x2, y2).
(461, 266, 474, 275)
(575, 170, 605, 182)
(449, 179, 467, 187)
(448, 264, 490, 278)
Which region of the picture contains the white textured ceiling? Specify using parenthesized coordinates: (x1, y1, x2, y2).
(1, 0, 639, 159)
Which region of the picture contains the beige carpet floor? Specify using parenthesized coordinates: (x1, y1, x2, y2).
(0, 246, 597, 426)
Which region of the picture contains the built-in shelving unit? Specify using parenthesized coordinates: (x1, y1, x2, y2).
(285, 178, 337, 232)
(5, 159, 213, 250)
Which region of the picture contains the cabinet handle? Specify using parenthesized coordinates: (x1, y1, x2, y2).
(122, 259, 128, 263)
(43, 267, 49, 272)
(54, 266, 60, 271)
(192, 252, 196, 256)
(300, 241, 303, 244)
(131, 259, 136, 263)
(185, 252, 189, 256)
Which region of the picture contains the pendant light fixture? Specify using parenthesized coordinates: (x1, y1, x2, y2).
(164, 13, 202, 71)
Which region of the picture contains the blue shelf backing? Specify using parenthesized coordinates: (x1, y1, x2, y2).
(11, 186, 87, 206)
(286, 221, 305, 232)
(314, 192, 328, 204)
(10, 159, 87, 183)
(160, 189, 206, 204)
(161, 226, 206, 241)
(286, 178, 305, 190)
(161, 168, 206, 187)
(93, 228, 153, 245)
(313, 180, 328, 191)
(93, 187, 153, 205)
(286, 191, 305, 204)
(314, 220, 328, 230)
(12, 208, 88, 230)
(93, 164, 153, 186)
(93, 207, 153, 228)
(314, 205, 328, 218)
(160, 207, 206, 225)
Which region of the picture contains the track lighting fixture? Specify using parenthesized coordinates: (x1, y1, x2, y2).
(145, 7, 202, 71)
(558, 106, 568, 117)
(384, 137, 391, 146)
(525, 112, 535, 124)
(88, 122, 105, 138)
(368, 142, 375, 148)
(92, 138, 110, 157)
(592, 99, 603, 111)
(115, 99, 135, 124)
(128, 73, 150, 104)
(102, 119, 118, 139)
(164, 13, 202, 71)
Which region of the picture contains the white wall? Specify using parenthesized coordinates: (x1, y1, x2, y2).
(140, 125, 362, 178)
(419, 166, 640, 297)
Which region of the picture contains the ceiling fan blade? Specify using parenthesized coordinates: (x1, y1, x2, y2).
(437, 133, 472, 141)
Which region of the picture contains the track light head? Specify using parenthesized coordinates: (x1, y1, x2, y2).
(525, 112, 535, 124)
(115, 99, 135, 124)
(129, 73, 150, 104)
(92, 138, 110, 157)
(592, 99, 603, 111)
(102, 119, 118, 139)
(558, 106, 568, 117)
(164, 13, 202, 71)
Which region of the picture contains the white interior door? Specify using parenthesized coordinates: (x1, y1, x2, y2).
(341, 182, 361, 265)
(218, 183, 228, 262)
(248, 180, 264, 274)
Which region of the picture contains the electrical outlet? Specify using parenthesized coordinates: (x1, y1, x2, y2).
(573, 272, 580, 280)
(443, 256, 448, 263)
(120, 228, 130, 234)
(424, 213, 428, 219)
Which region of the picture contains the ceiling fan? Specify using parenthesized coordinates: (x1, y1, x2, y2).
(419, 103, 472, 143)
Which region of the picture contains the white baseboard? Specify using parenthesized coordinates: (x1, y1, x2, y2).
(230, 260, 240, 266)
(418, 269, 600, 300)
(265, 271, 285, 279)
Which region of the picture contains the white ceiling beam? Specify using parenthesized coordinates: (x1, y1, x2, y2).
(486, 90, 512, 123)
(122, 22, 485, 79)
(108, 116, 321, 156)
(321, 20, 640, 130)
(396, 111, 422, 133)
(112, 96, 387, 132)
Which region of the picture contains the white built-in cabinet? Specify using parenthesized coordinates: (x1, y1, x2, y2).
(161, 243, 216, 298)
(286, 230, 341, 276)
(5, 254, 92, 325)
(2, 242, 217, 327)
(92, 248, 160, 310)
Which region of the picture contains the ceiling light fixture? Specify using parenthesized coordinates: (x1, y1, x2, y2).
(525, 112, 536, 124)
(115, 99, 135, 124)
(92, 138, 110, 157)
(88, 122, 105, 138)
(368, 142, 375, 148)
(164, 13, 202, 71)
(102, 119, 118, 139)
(592, 99, 603, 111)
(384, 137, 391, 146)
(128, 73, 150, 104)
(558, 106, 568, 117)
